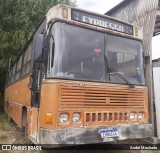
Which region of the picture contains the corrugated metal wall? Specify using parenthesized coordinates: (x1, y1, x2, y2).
(106, 0, 159, 56)
(106, 0, 159, 133)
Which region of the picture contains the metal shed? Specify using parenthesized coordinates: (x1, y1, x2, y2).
(105, 0, 160, 136)
(153, 58, 160, 139)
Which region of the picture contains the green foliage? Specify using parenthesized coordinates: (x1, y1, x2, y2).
(0, 0, 76, 99)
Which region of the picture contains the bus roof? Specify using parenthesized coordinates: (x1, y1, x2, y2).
(46, 4, 142, 39)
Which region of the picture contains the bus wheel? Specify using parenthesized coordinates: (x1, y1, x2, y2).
(25, 124, 29, 143)
(24, 123, 32, 144)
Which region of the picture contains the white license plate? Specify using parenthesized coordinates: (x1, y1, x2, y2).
(100, 129, 119, 138)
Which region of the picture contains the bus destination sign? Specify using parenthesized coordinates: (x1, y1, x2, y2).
(71, 9, 133, 35)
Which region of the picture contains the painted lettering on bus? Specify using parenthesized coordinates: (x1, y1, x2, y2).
(82, 16, 124, 32)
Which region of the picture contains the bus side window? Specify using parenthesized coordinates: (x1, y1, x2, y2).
(11, 64, 16, 83)
(21, 41, 32, 77)
(15, 56, 22, 81)
(48, 35, 54, 73)
(9, 68, 12, 80)
(27, 42, 32, 62)
(21, 62, 31, 77)
(23, 42, 32, 66)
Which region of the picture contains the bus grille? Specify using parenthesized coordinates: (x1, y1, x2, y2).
(59, 85, 146, 109)
(85, 112, 128, 123)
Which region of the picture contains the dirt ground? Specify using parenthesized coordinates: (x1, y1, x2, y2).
(0, 110, 160, 153)
(0, 110, 39, 153)
(0, 113, 25, 145)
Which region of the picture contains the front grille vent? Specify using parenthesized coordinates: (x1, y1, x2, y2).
(85, 112, 128, 123)
(59, 86, 145, 109)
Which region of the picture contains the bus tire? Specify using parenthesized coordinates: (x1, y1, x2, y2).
(24, 124, 32, 144)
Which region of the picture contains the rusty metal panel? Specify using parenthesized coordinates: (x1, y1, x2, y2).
(8, 102, 23, 128)
(57, 84, 148, 128)
(59, 85, 147, 109)
(5, 76, 31, 107)
(28, 108, 39, 141)
(38, 79, 149, 129)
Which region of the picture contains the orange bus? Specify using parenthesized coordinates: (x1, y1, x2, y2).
(4, 4, 152, 145)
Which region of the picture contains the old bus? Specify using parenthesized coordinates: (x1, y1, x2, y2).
(4, 4, 152, 145)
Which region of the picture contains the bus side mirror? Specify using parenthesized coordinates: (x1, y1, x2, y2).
(33, 34, 45, 61)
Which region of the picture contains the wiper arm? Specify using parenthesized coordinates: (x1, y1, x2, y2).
(107, 67, 135, 88)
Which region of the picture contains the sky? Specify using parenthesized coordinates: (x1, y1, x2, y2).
(76, 0, 160, 60)
(76, 0, 122, 14)
(152, 36, 160, 60)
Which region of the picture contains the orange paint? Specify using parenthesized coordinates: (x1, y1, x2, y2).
(38, 80, 148, 131)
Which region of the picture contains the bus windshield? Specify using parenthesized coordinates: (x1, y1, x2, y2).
(47, 22, 144, 85)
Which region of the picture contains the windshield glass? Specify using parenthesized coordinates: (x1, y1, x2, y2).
(48, 22, 106, 81)
(106, 34, 144, 84)
(47, 22, 144, 85)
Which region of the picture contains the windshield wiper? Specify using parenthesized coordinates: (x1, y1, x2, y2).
(107, 67, 135, 88)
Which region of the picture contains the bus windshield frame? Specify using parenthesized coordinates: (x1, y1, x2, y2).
(47, 22, 145, 85)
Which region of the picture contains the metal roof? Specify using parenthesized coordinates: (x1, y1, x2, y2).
(154, 1, 160, 36)
(106, 0, 130, 15)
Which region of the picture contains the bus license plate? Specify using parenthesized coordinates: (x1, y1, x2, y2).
(100, 129, 119, 138)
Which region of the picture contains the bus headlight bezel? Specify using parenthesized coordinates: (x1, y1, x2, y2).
(59, 113, 69, 123)
(73, 113, 81, 123)
(138, 112, 144, 120)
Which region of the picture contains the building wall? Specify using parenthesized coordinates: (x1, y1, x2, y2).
(153, 62, 160, 139)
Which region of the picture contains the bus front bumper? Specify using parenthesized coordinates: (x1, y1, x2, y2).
(40, 123, 152, 144)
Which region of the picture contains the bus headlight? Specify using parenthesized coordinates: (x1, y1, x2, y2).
(60, 113, 68, 123)
(138, 113, 144, 120)
(73, 113, 80, 122)
(130, 113, 135, 120)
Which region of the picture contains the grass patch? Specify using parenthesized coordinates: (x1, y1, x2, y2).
(0, 113, 7, 121)
(2, 151, 11, 153)
(0, 124, 12, 131)
(0, 113, 14, 131)
(0, 134, 8, 141)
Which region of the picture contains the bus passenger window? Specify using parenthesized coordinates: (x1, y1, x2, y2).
(17, 56, 22, 71)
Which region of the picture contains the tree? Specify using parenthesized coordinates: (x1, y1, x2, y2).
(0, 0, 77, 101)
